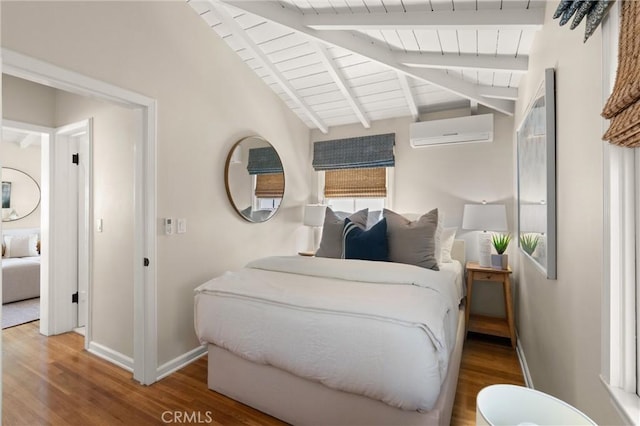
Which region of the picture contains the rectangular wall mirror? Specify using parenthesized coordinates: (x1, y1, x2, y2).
(517, 68, 557, 279)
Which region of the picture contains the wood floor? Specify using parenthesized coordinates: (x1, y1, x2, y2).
(3, 322, 523, 425)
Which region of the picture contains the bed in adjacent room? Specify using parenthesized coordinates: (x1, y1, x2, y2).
(194, 209, 464, 425)
(2, 228, 41, 304)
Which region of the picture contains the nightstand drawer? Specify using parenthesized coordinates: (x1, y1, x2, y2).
(473, 272, 506, 282)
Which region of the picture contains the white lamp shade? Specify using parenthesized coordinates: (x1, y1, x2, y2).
(476, 385, 596, 425)
(462, 204, 508, 232)
(520, 203, 546, 233)
(303, 204, 326, 227)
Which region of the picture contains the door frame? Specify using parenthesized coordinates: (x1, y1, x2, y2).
(2, 48, 158, 385)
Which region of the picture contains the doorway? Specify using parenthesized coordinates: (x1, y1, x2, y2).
(1, 119, 91, 338)
(2, 48, 158, 385)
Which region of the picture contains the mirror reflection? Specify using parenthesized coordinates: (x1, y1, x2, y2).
(225, 136, 284, 223)
(2, 167, 41, 222)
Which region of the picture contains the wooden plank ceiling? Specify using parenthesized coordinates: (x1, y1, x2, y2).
(188, 0, 544, 133)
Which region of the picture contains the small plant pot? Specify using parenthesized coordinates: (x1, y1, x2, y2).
(491, 254, 509, 270)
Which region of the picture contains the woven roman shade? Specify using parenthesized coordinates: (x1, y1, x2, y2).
(255, 173, 284, 198)
(247, 147, 283, 175)
(602, 1, 640, 147)
(312, 133, 395, 171)
(324, 167, 387, 198)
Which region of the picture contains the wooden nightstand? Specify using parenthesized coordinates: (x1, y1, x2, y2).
(465, 261, 515, 347)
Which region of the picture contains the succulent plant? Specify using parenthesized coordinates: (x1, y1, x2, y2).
(520, 233, 540, 256)
(491, 233, 511, 255)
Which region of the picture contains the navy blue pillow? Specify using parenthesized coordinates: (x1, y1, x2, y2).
(342, 218, 388, 261)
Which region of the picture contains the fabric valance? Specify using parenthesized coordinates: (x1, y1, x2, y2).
(247, 147, 283, 175)
(312, 133, 395, 171)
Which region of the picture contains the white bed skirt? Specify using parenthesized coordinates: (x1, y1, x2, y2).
(207, 306, 465, 426)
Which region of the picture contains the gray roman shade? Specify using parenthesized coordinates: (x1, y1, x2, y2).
(247, 147, 283, 175)
(312, 133, 395, 171)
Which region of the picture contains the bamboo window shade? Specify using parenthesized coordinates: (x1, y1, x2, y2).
(324, 167, 387, 198)
(602, 0, 640, 147)
(255, 173, 284, 198)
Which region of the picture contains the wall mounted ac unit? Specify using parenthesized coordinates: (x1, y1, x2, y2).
(409, 113, 494, 148)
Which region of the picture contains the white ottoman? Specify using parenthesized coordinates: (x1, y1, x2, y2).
(476, 384, 597, 425)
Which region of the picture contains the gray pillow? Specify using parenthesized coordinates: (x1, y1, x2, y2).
(384, 208, 439, 270)
(316, 207, 368, 258)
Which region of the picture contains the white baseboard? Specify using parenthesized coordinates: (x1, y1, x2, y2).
(516, 334, 534, 389)
(156, 345, 207, 381)
(88, 341, 134, 373)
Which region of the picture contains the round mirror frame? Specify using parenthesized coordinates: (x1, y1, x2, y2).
(1, 167, 41, 222)
(224, 136, 285, 223)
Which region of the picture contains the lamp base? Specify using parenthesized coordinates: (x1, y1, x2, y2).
(478, 231, 492, 267)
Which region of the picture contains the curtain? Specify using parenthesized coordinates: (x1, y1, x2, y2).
(324, 167, 386, 198)
(255, 173, 284, 198)
(312, 133, 395, 171)
(602, 1, 640, 147)
(247, 147, 283, 175)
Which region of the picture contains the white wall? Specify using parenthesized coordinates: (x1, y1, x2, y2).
(2, 74, 55, 127)
(2, 1, 311, 366)
(55, 91, 138, 358)
(310, 106, 515, 316)
(513, 5, 623, 424)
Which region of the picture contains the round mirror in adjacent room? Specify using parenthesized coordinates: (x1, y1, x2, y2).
(224, 136, 284, 223)
(1, 167, 41, 222)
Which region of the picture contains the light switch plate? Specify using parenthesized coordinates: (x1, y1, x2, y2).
(177, 218, 187, 234)
(165, 218, 174, 235)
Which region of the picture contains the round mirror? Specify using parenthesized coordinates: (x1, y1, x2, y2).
(2, 167, 41, 222)
(224, 136, 285, 223)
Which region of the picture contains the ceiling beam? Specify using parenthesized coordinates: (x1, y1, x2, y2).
(396, 73, 419, 121)
(221, 1, 515, 116)
(211, 2, 328, 133)
(19, 133, 40, 149)
(398, 52, 528, 73)
(480, 87, 518, 101)
(312, 41, 370, 129)
(303, 9, 545, 31)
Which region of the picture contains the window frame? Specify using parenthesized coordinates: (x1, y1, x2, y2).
(602, 1, 640, 422)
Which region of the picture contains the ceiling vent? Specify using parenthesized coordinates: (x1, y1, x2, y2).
(409, 114, 494, 148)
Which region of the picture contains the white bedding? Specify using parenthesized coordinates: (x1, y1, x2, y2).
(194, 256, 462, 412)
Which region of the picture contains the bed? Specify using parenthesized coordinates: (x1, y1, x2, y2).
(194, 230, 466, 425)
(2, 228, 41, 304)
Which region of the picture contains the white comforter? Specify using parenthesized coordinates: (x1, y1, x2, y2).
(194, 256, 460, 411)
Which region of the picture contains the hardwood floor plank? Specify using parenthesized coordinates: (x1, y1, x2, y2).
(3, 323, 523, 425)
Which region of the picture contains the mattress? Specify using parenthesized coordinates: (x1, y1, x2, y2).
(194, 256, 463, 412)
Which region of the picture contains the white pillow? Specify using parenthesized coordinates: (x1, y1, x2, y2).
(434, 211, 445, 263)
(439, 227, 457, 263)
(4, 234, 39, 258)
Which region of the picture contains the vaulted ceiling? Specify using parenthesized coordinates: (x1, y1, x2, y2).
(188, 0, 544, 133)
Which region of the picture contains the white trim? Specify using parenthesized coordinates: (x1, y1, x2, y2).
(600, 376, 640, 426)
(88, 341, 134, 373)
(602, 2, 640, 423)
(156, 345, 207, 381)
(516, 335, 534, 389)
(1, 48, 158, 385)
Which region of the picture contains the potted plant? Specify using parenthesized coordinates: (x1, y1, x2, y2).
(520, 233, 540, 256)
(491, 233, 511, 269)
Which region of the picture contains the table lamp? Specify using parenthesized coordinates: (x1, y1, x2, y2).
(462, 202, 507, 267)
(303, 204, 326, 253)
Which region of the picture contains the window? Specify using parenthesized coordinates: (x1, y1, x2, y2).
(312, 133, 395, 213)
(602, 2, 640, 423)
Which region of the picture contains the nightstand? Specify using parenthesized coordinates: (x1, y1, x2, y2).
(465, 261, 515, 347)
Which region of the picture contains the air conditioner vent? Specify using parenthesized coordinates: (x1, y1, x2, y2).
(410, 114, 494, 148)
